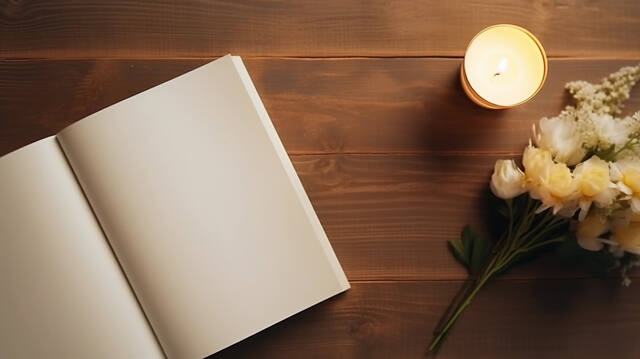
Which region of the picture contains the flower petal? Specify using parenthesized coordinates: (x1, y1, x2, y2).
(577, 236, 604, 251)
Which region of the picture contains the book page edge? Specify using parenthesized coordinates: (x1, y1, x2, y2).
(230, 55, 350, 291)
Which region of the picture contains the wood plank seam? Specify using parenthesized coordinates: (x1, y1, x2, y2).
(2, 56, 640, 61)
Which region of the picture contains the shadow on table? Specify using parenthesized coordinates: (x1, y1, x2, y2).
(419, 62, 509, 166)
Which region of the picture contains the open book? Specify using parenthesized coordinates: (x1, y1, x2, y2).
(0, 55, 349, 359)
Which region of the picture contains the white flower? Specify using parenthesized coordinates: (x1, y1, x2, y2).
(535, 116, 586, 166)
(490, 160, 526, 199)
(576, 214, 608, 251)
(591, 113, 636, 149)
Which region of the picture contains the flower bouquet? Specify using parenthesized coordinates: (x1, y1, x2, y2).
(428, 64, 640, 353)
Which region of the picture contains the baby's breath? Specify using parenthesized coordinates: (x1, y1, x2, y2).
(538, 64, 640, 161)
(566, 64, 640, 115)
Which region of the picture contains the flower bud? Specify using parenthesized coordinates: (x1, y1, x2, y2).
(490, 160, 526, 199)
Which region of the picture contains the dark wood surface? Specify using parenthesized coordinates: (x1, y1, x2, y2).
(2, 1, 640, 358)
(1, 0, 639, 58)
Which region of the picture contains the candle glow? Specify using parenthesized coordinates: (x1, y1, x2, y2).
(493, 57, 508, 78)
(461, 25, 547, 109)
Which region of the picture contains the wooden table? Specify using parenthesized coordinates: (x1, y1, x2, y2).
(2, 1, 640, 358)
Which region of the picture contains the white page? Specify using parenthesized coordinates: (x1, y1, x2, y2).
(57, 55, 349, 359)
(0, 137, 164, 358)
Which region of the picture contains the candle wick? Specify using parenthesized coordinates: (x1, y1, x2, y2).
(493, 57, 509, 78)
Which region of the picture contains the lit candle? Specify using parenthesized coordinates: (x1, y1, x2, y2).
(460, 24, 548, 109)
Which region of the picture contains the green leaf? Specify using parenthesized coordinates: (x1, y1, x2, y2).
(593, 144, 616, 162)
(449, 226, 496, 274)
(461, 226, 474, 263)
(448, 239, 469, 269)
(470, 235, 491, 274)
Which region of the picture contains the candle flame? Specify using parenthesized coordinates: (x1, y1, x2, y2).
(493, 57, 509, 77)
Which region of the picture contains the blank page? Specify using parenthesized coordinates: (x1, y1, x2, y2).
(0, 137, 164, 358)
(57, 55, 349, 359)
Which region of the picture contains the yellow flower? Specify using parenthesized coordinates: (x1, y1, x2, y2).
(612, 222, 640, 254)
(542, 162, 576, 198)
(573, 156, 617, 219)
(522, 145, 553, 185)
(574, 156, 611, 197)
(528, 160, 578, 215)
(621, 166, 640, 193)
(576, 214, 607, 251)
(611, 159, 640, 213)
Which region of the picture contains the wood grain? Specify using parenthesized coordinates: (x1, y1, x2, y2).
(208, 280, 640, 359)
(1, 0, 639, 59)
(1, 58, 639, 157)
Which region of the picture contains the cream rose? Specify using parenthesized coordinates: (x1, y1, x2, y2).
(490, 160, 526, 199)
(544, 163, 577, 198)
(529, 160, 577, 214)
(573, 156, 617, 219)
(574, 156, 611, 198)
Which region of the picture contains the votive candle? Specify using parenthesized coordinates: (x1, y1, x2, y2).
(461, 24, 548, 109)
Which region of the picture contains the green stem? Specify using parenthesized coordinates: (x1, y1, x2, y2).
(517, 210, 553, 244)
(511, 198, 536, 247)
(496, 197, 536, 265)
(523, 236, 566, 252)
(495, 221, 567, 271)
(428, 199, 569, 354)
(612, 137, 638, 158)
(599, 134, 639, 161)
(522, 217, 566, 248)
(428, 261, 498, 352)
(495, 236, 565, 270)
